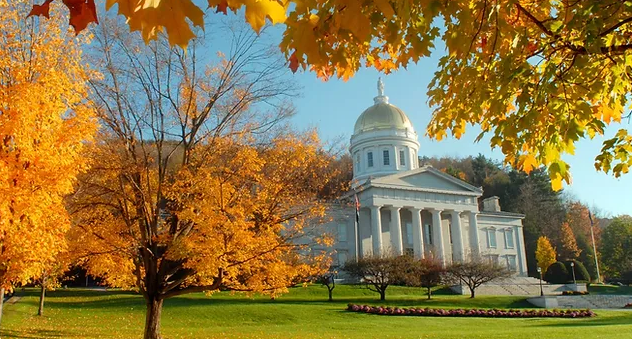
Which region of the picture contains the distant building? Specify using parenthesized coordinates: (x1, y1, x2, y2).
(328, 79, 527, 276)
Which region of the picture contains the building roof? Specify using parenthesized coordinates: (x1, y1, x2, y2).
(353, 102, 414, 135)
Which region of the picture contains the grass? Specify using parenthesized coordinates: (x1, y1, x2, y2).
(1, 285, 631, 339)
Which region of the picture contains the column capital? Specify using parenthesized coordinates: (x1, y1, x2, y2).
(429, 208, 443, 216)
(388, 206, 401, 212)
(449, 210, 462, 217)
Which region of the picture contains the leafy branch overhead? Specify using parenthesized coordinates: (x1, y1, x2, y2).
(28, 0, 632, 190)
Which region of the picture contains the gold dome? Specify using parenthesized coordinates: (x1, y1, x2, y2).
(353, 102, 414, 135)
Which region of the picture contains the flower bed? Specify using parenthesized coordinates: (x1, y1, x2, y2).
(561, 290, 589, 295)
(624, 303, 632, 308)
(346, 304, 595, 318)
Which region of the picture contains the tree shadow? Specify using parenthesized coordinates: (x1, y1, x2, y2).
(0, 329, 73, 339)
(535, 313, 632, 327)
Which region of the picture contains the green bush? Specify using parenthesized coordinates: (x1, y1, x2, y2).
(564, 260, 591, 283)
(544, 262, 569, 284)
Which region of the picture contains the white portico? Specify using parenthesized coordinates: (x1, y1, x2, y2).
(330, 79, 528, 276)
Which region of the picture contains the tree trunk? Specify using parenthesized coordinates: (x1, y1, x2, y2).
(328, 288, 333, 302)
(38, 282, 46, 316)
(427, 287, 432, 300)
(379, 290, 385, 301)
(469, 287, 475, 298)
(0, 288, 4, 327)
(143, 297, 164, 339)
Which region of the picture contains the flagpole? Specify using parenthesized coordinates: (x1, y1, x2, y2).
(354, 192, 360, 262)
(589, 211, 601, 283)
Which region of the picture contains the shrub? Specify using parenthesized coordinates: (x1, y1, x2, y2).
(565, 260, 591, 282)
(545, 262, 569, 284)
(345, 304, 595, 318)
(561, 290, 589, 295)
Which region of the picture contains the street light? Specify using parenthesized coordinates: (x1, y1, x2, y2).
(537, 267, 544, 296)
(570, 261, 577, 286)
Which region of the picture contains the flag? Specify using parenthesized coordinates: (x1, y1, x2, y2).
(588, 210, 594, 225)
(354, 193, 360, 224)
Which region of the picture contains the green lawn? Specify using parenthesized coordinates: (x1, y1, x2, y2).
(1, 285, 631, 339)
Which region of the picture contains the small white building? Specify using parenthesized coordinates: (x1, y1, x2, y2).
(328, 79, 528, 276)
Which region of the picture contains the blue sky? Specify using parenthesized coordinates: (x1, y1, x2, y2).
(285, 59, 631, 218)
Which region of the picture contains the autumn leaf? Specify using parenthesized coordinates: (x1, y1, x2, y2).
(289, 51, 299, 73)
(518, 154, 538, 174)
(216, 0, 229, 14)
(64, 0, 99, 34)
(27, 0, 54, 19)
(244, 0, 286, 33)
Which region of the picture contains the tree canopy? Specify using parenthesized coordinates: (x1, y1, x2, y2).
(0, 0, 96, 291)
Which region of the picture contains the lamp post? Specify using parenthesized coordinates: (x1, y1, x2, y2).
(570, 261, 577, 287)
(537, 267, 544, 296)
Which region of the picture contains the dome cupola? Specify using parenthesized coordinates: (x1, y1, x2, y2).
(349, 78, 420, 185)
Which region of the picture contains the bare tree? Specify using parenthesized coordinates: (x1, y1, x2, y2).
(318, 272, 336, 302)
(406, 257, 446, 300)
(344, 255, 411, 301)
(447, 257, 513, 298)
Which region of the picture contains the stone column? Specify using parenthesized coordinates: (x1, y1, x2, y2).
(450, 211, 464, 262)
(410, 208, 424, 259)
(515, 225, 528, 276)
(468, 212, 480, 257)
(430, 209, 445, 266)
(390, 207, 403, 256)
(370, 205, 383, 256)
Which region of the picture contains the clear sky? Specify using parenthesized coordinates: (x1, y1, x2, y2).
(284, 58, 631, 218)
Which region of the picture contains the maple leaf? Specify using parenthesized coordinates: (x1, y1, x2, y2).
(27, 0, 54, 19)
(289, 51, 299, 73)
(64, 0, 99, 34)
(216, 0, 229, 15)
(244, 0, 286, 33)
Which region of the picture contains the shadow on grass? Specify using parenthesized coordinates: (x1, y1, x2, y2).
(27, 287, 530, 312)
(535, 313, 632, 327)
(0, 329, 72, 339)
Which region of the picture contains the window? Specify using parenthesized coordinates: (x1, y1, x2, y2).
(337, 252, 348, 266)
(405, 222, 413, 245)
(507, 255, 517, 271)
(404, 248, 414, 256)
(399, 150, 406, 166)
(367, 152, 374, 167)
(424, 224, 433, 245)
(488, 254, 499, 265)
(338, 223, 347, 242)
(487, 228, 497, 248)
(383, 150, 390, 166)
(504, 228, 514, 249)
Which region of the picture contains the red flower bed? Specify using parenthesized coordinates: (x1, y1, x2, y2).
(346, 304, 595, 318)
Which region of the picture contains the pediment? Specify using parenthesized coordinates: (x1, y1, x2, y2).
(371, 166, 482, 194)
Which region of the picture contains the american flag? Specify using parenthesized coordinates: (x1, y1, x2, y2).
(354, 193, 360, 224)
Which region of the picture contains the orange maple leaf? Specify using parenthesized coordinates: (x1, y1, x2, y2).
(216, 1, 229, 15)
(289, 51, 299, 73)
(27, 0, 54, 19)
(63, 0, 99, 34)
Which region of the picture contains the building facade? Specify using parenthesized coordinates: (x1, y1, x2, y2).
(329, 79, 528, 276)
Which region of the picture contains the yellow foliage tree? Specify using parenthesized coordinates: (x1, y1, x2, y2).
(0, 0, 96, 321)
(67, 21, 335, 339)
(535, 236, 556, 275)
